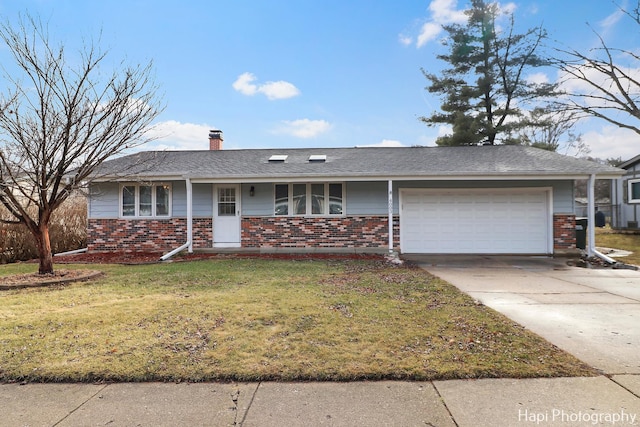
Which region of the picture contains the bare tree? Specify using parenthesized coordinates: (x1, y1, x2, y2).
(0, 16, 163, 274)
(515, 108, 590, 157)
(554, 1, 640, 134)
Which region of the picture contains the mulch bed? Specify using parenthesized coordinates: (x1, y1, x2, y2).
(0, 269, 103, 290)
(53, 251, 386, 265)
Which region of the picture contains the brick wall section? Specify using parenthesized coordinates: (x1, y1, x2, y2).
(242, 216, 400, 249)
(87, 218, 212, 252)
(89, 214, 567, 253)
(553, 214, 576, 250)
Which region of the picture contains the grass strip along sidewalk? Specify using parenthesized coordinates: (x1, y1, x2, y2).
(0, 258, 595, 383)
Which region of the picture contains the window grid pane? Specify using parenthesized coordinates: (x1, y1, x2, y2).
(311, 183, 324, 214)
(218, 188, 236, 216)
(293, 184, 306, 215)
(632, 182, 640, 201)
(329, 183, 343, 215)
(156, 185, 170, 216)
(275, 184, 288, 215)
(273, 183, 343, 216)
(218, 188, 236, 203)
(122, 186, 136, 216)
(139, 185, 152, 216)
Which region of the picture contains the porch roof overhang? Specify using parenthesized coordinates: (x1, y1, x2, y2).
(92, 172, 624, 183)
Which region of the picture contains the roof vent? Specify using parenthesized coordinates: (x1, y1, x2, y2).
(308, 154, 327, 162)
(268, 154, 288, 163)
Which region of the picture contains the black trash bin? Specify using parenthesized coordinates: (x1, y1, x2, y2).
(595, 209, 606, 227)
(576, 218, 588, 250)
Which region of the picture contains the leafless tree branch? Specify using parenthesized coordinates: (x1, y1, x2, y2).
(554, 4, 640, 135)
(0, 14, 163, 273)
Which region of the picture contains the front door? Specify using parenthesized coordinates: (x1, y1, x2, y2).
(213, 185, 241, 247)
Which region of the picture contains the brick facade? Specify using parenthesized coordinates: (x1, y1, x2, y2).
(241, 215, 399, 249)
(553, 214, 576, 250)
(87, 218, 212, 252)
(88, 214, 573, 254)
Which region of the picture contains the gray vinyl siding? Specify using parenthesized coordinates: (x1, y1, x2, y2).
(88, 180, 206, 219)
(613, 162, 640, 227)
(193, 183, 213, 217)
(347, 180, 574, 215)
(242, 183, 273, 216)
(88, 182, 120, 218)
(89, 179, 576, 219)
(346, 182, 389, 215)
(171, 181, 187, 217)
(551, 180, 574, 213)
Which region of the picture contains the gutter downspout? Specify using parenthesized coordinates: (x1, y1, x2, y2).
(187, 177, 193, 253)
(388, 180, 394, 255)
(160, 177, 193, 261)
(587, 174, 617, 265)
(587, 174, 595, 258)
(54, 247, 88, 257)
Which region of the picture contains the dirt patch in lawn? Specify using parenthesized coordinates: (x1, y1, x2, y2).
(0, 269, 103, 290)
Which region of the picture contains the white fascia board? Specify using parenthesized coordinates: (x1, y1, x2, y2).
(92, 174, 185, 182)
(157, 172, 625, 184)
(218, 175, 613, 182)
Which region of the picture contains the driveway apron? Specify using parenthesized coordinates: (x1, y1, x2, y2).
(406, 255, 640, 375)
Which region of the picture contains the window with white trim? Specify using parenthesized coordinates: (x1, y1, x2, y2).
(121, 183, 171, 217)
(629, 179, 640, 203)
(274, 183, 343, 216)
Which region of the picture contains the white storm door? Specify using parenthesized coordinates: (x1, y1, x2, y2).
(214, 185, 241, 247)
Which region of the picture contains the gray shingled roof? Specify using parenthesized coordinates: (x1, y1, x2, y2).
(91, 145, 624, 181)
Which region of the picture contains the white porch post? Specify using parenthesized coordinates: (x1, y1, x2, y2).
(587, 174, 595, 258)
(388, 180, 394, 254)
(186, 177, 193, 253)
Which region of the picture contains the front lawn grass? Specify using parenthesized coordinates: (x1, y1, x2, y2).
(0, 258, 596, 382)
(596, 227, 640, 266)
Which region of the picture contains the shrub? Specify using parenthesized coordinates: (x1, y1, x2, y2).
(0, 194, 87, 263)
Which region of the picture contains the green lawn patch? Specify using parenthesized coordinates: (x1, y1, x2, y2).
(596, 227, 640, 266)
(0, 258, 596, 382)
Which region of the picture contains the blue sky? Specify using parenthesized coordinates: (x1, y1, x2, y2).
(0, 0, 638, 160)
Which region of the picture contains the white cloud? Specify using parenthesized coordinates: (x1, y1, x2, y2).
(232, 72, 300, 100)
(417, 22, 443, 48)
(144, 120, 213, 150)
(599, 8, 625, 34)
(273, 119, 332, 138)
(398, 34, 413, 46)
(500, 2, 517, 15)
(526, 72, 550, 85)
(583, 126, 640, 161)
(405, 0, 518, 48)
(259, 80, 301, 100)
(232, 72, 258, 96)
(404, 0, 467, 49)
(557, 61, 640, 113)
(357, 139, 406, 148)
(437, 124, 452, 137)
(429, 0, 467, 24)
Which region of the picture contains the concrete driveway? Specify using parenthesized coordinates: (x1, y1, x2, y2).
(404, 255, 640, 375)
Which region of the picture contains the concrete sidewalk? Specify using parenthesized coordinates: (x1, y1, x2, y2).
(2, 377, 640, 426)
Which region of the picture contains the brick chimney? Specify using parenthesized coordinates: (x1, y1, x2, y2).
(209, 129, 223, 150)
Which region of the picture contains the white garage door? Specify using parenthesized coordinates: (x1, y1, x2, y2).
(400, 188, 551, 254)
